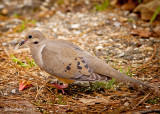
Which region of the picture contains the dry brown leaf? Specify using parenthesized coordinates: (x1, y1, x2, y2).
(79, 97, 110, 105)
(131, 29, 152, 37)
(19, 80, 33, 91)
(134, 0, 160, 20)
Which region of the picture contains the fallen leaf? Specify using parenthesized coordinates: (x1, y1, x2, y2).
(79, 97, 110, 105)
(131, 29, 152, 37)
(134, 0, 160, 20)
(19, 80, 33, 91)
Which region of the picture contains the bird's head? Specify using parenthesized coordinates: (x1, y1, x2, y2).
(19, 30, 46, 46)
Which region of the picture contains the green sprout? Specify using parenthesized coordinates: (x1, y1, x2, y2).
(95, 0, 110, 11)
(26, 57, 37, 67)
(11, 54, 28, 67)
(11, 55, 36, 67)
(18, 21, 26, 32)
(14, 13, 18, 18)
(150, 6, 160, 23)
(90, 78, 116, 91)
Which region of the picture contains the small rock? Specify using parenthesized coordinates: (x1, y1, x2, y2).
(123, 102, 130, 107)
(96, 31, 103, 36)
(0, 4, 4, 10)
(105, 20, 110, 25)
(71, 24, 80, 29)
(11, 89, 16, 94)
(84, 0, 90, 5)
(125, 56, 133, 60)
(126, 46, 133, 52)
(134, 48, 139, 51)
(132, 24, 137, 29)
(145, 106, 150, 108)
(2, 42, 8, 46)
(112, 17, 117, 21)
(9, 39, 18, 45)
(4, 92, 8, 96)
(7, 18, 23, 25)
(118, 52, 125, 57)
(74, 30, 81, 35)
(119, 17, 128, 22)
(29, 78, 34, 80)
(56, 11, 65, 17)
(128, 13, 138, 20)
(1, 8, 8, 15)
(113, 21, 121, 28)
(52, 28, 57, 32)
(154, 26, 160, 35)
(123, 11, 130, 16)
(10, 88, 21, 95)
(95, 45, 103, 51)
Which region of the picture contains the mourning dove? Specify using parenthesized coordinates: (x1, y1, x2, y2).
(20, 30, 151, 93)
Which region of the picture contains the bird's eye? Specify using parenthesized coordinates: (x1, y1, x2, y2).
(28, 35, 32, 39)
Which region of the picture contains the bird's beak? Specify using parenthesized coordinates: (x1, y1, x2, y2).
(19, 39, 27, 46)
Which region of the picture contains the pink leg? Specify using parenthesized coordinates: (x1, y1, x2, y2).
(49, 82, 68, 94)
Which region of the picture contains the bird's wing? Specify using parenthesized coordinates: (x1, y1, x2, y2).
(40, 39, 109, 81)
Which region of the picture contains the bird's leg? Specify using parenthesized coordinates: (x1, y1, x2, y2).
(49, 82, 68, 94)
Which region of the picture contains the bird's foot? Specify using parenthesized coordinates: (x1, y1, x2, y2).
(48, 82, 68, 94)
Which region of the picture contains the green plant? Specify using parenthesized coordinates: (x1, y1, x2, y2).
(16, 21, 26, 32)
(11, 55, 36, 67)
(95, 0, 110, 11)
(150, 6, 160, 23)
(26, 57, 37, 67)
(106, 78, 116, 89)
(106, 54, 110, 63)
(14, 20, 37, 32)
(146, 96, 160, 104)
(90, 78, 116, 91)
(55, 95, 67, 105)
(14, 13, 18, 18)
(138, 0, 142, 3)
(56, 0, 64, 5)
(11, 54, 28, 67)
(125, 66, 133, 77)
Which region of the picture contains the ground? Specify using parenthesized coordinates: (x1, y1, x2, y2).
(0, 0, 160, 113)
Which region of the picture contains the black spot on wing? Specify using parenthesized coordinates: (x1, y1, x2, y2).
(77, 61, 80, 65)
(84, 64, 88, 69)
(74, 47, 83, 51)
(81, 60, 85, 63)
(88, 68, 92, 73)
(77, 61, 82, 70)
(79, 57, 83, 59)
(66, 66, 71, 70)
(77, 66, 82, 69)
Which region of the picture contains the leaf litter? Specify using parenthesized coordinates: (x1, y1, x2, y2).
(0, 0, 160, 113)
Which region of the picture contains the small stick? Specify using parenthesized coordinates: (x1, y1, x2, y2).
(133, 44, 157, 71)
(135, 92, 151, 107)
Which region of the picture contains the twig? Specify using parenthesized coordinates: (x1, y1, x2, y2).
(35, 79, 50, 100)
(135, 92, 151, 107)
(108, 106, 130, 114)
(133, 109, 160, 113)
(132, 44, 157, 71)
